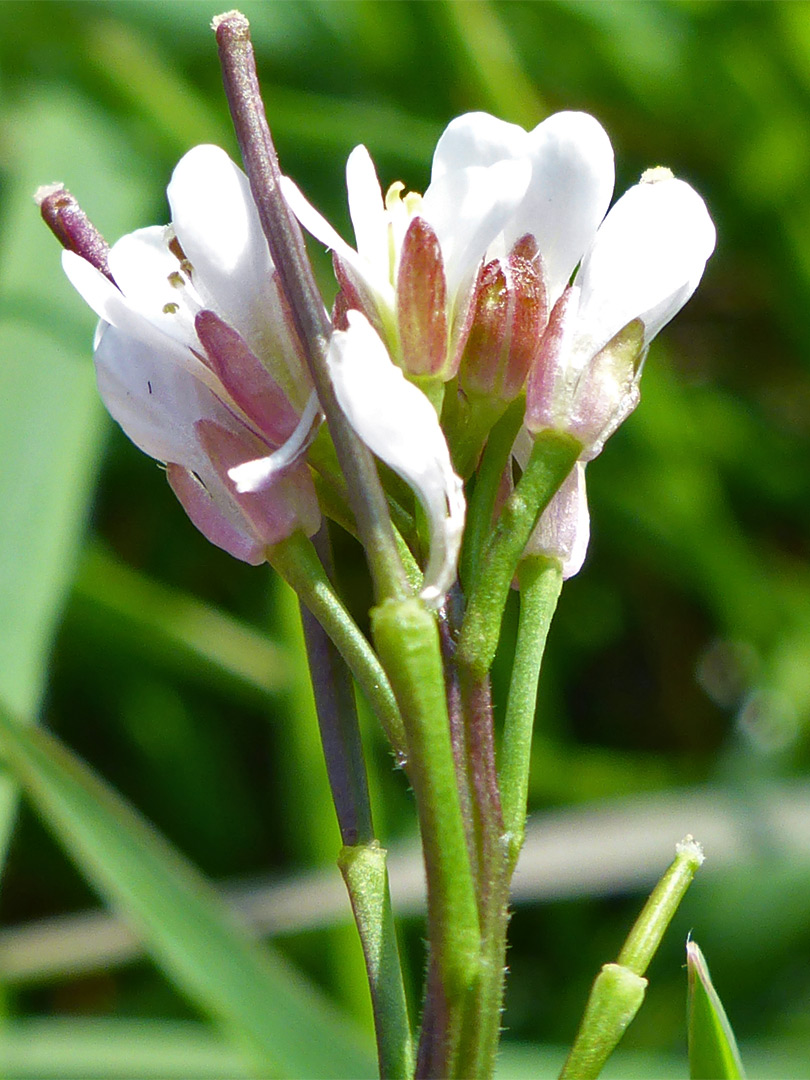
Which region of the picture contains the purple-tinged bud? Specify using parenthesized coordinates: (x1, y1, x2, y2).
(459, 234, 548, 402)
(36, 183, 113, 282)
(568, 318, 645, 456)
(526, 284, 646, 456)
(525, 285, 577, 433)
(396, 216, 449, 377)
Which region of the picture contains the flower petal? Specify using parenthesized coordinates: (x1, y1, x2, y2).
(92, 321, 230, 470)
(281, 174, 395, 314)
(229, 391, 322, 493)
(167, 147, 273, 346)
(62, 251, 218, 394)
(420, 159, 531, 306)
(574, 173, 716, 357)
(196, 419, 320, 547)
(525, 461, 590, 579)
(327, 311, 465, 605)
(346, 145, 390, 281)
(507, 112, 615, 304)
(431, 112, 529, 181)
(107, 226, 203, 347)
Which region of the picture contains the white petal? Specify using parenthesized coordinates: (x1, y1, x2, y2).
(574, 175, 716, 357)
(327, 311, 464, 605)
(346, 145, 389, 281)
(281, 174, 395, 313)
(107, 225, 202, 347)
(431, 112, 529, 181)
(167, 145, 279, 357)
(93, 322, 230, 470)
(421, 159, 531, 306)
(63, 251, 224, 396)
(506, 112, 615, 303)
(229, 390, 322, 493)
(525, 461, 590, 579)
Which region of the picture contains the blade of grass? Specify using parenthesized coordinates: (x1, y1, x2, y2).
(69, 544, 291, 700)
(687, 939, 746, 1080)
(0, 1019, 251, 1080)
(0, 708, 374, 1080)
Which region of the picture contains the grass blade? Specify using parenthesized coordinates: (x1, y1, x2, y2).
(0, 708, 374, 1079)
(687, 939, 746, 1079)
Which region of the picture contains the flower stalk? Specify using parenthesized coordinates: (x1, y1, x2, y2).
(297, 532, 413, 1078)
(457, 430, 582, 680)
(500, 554, 563, 871)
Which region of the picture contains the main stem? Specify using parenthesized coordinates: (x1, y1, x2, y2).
(297, 529, 413, 1077)
(372, 599, 481, 1078)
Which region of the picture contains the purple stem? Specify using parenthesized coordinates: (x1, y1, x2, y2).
(299, 526, 374, 846)
(214, 10, 407, 604)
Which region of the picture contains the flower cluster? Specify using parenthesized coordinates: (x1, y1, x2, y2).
(57, 110, 714, 595)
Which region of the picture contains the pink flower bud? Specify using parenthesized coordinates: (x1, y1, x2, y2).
(460, 235, 548, 402)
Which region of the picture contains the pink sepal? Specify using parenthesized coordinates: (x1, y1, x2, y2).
(166, 463, 267, 565)
(194, 310, 299, 444)
(525, 285, 578, 433)
(332, 253, 387, 342)
(396, 216, 449, 377)
(196, 419, 320, 546)
(461, 234, 548, 401)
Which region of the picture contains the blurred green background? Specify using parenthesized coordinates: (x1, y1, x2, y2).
(2, 1, 810, 1076)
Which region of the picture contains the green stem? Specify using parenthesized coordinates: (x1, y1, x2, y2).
(339, 843, 415, 1080)
(617, 836, 705, 976)
(559, 837, 705, 1080)
(460, 396, 526, 594)
(457, 430, 581, 680)
(371, 598, 481, 1071)
(451, 396, 507, 482)
(500, 556, 563, 872)
(268, 533, 407, 762)
(452, 670, 509, 1080)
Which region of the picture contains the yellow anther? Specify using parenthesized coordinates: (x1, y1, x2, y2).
(385, 181, 406, 211)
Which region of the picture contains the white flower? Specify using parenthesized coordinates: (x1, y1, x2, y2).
(326, 311, 465, 606)
(282, 111, 614, 382)
(526, 166, 717, 456)
(63, 144, 320, 563)
(520, 167, 715, 579)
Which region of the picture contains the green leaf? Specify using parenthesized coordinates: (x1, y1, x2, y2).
(0, 709, 375, 1079)
(687, 939, 746, 1080)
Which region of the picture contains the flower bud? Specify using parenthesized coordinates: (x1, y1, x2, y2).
(396, 216, 449, 377)
(459, 235, 548, 402)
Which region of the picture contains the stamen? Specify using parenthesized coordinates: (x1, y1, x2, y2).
(36, 183, 113, 282)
